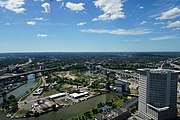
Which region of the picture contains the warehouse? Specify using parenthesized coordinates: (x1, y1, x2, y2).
(49, 93, 66, 99)
(69, 92, 89, 99)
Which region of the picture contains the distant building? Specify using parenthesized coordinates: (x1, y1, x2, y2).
(138, 68, 179, 120)
(33, 88, 44, 96)
(105, 81, 112, 92)
(114, 80, 129, 93)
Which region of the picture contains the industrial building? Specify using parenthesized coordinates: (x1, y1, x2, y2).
(69, 91, 89, 99)
(49, 93, 66, 99)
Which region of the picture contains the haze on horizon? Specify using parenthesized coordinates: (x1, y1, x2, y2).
(0, 0, 180, 53)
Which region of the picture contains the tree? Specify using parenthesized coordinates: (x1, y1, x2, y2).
(84, 111, 91, 118)
(8, 95, 16, 101)
(34, 111, 40, 117)
(97, 102, 104, 108)
(92, 108, 99, 114)
(25, 111, 33, 117)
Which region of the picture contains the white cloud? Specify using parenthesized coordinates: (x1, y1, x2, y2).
(77, 22, 87, 26)
(57, 0, 62, 2)
(0, 0, 25, 14)
(150, 35, 178, 41)
(66, 2, 85, 11)
(139, 6, 144, 9)
(156, 7, 180, 20)
(81, 28, 151, 35)
(92, 0, 125, 21)
(41, 3, 50, 13)
(37, 34, 48, 37)
(34, 17, 47, 21)
(166, 21, 180, 28)
(5, 23, 10, 26)
(140, 21, 146, 25)
(27, 21, 36, 25)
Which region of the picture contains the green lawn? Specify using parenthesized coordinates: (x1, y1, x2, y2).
(14, 109, 29, 116)
(113, 97, 124, 107)
(42, 89, 59, 97)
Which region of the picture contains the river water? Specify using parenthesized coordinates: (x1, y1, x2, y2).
(0, 94, 115, 120)
(0, 74, 37, 104)
(0, 74, 116, 120)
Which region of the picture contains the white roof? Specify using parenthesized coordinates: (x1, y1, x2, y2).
(69, 92, 88, 98)
(49, 93, 66, 99)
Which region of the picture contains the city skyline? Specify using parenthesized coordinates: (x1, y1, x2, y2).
(0, 0, 180, 52)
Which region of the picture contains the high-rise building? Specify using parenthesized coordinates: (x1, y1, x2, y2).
(138, 68, 179, 120)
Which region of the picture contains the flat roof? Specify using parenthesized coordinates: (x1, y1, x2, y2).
(69, 92, 88, 98)
(49, 93, 66, 99)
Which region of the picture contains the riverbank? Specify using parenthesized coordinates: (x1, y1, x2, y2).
(69, 94, 127, 120)
(18, 77, 41, 102)
(11, 91, 103, 119)
(0, 81, 27, 99)
(0, 93, 117, 120)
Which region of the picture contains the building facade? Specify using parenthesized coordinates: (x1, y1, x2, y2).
(138, 69, 179, 120)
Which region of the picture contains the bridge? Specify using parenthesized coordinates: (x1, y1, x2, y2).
(0, 68, 57, 87)
(95, 65, 139, 81)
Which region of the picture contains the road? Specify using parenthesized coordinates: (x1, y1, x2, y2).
(170, 63, 180, 70)
(16, 58, 32, 67)
(122, 97, 138, 109)
(18, 74, 47, 110)
(96, 65, 139, 80)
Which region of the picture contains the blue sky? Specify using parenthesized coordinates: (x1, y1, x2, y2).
(0, 0, 180, 52)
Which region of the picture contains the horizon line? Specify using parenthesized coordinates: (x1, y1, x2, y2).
(0, 51, 180, 54)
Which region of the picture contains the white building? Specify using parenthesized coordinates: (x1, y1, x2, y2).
(69, 92, 89, 99)
(49, 93, 66, 99)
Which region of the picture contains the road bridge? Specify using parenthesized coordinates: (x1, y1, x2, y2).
(96, 65, 139, 81)
(0, 68, 57, 87)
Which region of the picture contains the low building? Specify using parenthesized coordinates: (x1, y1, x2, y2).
(69, 92, 89, 99)
(49, 93, 66, 99)
(114, 80, 129, 93)
(33, 88, 44, 96)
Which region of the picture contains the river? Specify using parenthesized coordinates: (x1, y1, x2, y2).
(0, 74, 116, 120)
(0, 94, 116, 120)
(0, 74, 37, 104)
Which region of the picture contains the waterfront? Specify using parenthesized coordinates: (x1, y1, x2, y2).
(0, 73, 117, 120)
(0, 93, 116, 120)
(0, 74, 37, 104)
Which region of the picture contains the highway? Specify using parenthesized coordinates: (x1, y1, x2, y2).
(96, 65, 139, 80)
(0, 68, 57, 81)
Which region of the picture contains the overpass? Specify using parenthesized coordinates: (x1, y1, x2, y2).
(95, 65, 139, 81)
(0, 68, 57, 87)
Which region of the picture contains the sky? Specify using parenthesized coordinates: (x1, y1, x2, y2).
(0, 0, 180, 52)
